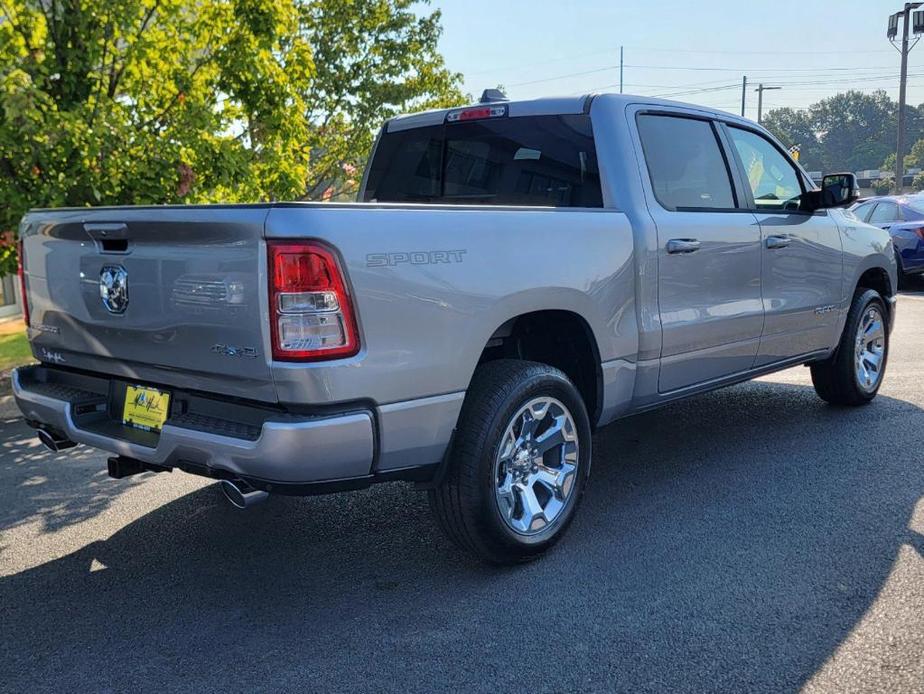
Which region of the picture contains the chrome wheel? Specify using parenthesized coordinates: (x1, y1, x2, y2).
(493, 396, 579, 536)
(854, 305, 886, 392)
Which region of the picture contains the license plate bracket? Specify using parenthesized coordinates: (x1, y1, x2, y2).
(122, 385, 171, 432)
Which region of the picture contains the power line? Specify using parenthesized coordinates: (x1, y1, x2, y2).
(763, 73, 906, 87)
(465, 45, 899, 78)
(463, 49, 618, 77)
(623, 63, 901, 73)
(575, 73, 923, 98)
(621, 45, 895, 56)
(507, 66, 615, 87)
(506, 63, 919, 90)
(649, 74, 917, 99)
(651, 83, 742, 98)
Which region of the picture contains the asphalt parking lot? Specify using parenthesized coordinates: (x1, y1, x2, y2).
(2, 291, 924, 694)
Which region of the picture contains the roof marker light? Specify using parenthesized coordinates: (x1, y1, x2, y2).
(446, 105, 507, 123)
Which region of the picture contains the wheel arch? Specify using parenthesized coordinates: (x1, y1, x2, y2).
(476, 308, 605, 426)
(854, 263, 896, 327)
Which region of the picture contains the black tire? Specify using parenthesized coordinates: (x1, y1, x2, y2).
(429, 359, 591, 565)
(810, 289, 889, 406)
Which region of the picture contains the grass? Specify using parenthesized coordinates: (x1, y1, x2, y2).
(0, 327, 32, 373)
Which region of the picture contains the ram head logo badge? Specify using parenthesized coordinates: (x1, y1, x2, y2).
(100, 265, 129, 314)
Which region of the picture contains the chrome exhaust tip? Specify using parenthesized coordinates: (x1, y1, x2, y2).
(36, 427, 77, 453)
(220, 479, 269, 509)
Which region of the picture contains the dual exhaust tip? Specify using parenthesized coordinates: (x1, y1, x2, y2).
(36, 428, 76, 453)
(35, 427, 268, 509)
(219, 479, 269, 509)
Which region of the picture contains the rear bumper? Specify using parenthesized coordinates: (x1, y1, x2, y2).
(12, 365, 375, 485)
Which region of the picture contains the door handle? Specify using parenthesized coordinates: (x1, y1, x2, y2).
(666, 239, 701, 254)
(765, 235, 792, 250)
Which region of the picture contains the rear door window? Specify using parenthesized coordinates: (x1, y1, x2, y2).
(869, 201, 899, 224)
(851, 202, 875, 222)
(636, 114, 737, 211)
(363, 115, 603, 207)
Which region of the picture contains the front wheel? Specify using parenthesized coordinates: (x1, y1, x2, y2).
(429, 360, 591, 565)
(810, 289, 889, 406)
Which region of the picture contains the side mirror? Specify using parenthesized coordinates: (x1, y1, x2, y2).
(821, 172, 860, 208)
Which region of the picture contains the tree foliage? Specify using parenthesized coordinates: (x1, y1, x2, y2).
(1, 0, 314, 221)
(872, 177, 894, 196)
(0, 0, 464, 272)
(882, 138, 924, 175)
(811, 90, 897, 174)
(759, 107, 824, 172)
(762, 90, 924, 176)
(301, 0, 465, 199)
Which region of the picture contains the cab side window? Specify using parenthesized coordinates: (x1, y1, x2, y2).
(728, 127, 804, 211)
(637, 114, 737, 211)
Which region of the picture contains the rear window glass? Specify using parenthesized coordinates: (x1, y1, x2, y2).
(363, 115, 603, 207)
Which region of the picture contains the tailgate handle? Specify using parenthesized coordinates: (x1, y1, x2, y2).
(84, 223, 130, 253)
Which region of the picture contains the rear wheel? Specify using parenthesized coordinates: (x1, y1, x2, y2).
(429, 360, 591, 565)
(810, 289, 889, 406)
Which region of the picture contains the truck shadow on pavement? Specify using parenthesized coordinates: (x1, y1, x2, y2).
(0, 415, 143, 537)
(2, 379, 923, 692)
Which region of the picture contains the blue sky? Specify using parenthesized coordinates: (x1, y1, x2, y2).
(430, 0, 924, 118)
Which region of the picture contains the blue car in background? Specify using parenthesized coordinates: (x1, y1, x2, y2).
(851, 196, 924, 285)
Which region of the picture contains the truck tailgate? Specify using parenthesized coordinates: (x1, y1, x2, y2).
(19, 206, 276, 402)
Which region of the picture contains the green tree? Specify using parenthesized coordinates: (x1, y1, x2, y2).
(299, 0, 465, 200)
(895, 137, 924, 175)
(909, 138, 924, 169)
(0, 0, 464, 273)
(761, 107, 823, 172)
(880, 151, 916, 174)
(873, 177, 895, 196)
(0, 1, 315, 229)
(810, 90, 896, 173)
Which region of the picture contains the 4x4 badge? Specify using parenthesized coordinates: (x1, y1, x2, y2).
(100, 265, 129, 314)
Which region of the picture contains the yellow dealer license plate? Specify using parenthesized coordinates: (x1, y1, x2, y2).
(122, 385, 171, 432)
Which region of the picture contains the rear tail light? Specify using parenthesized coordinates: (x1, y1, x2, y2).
(17, 239, 29, 327)
(913, 227, 924, 241)
(268, 241, 359, 361)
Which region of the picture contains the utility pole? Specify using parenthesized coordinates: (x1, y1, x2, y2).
(754, 84, 781, 124)
(741, 76, 747, 117)
(619, 46, 624, 94)
(888, 4, 923, 192)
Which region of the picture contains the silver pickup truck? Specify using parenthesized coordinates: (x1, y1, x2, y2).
(13, 93, 897, 564)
